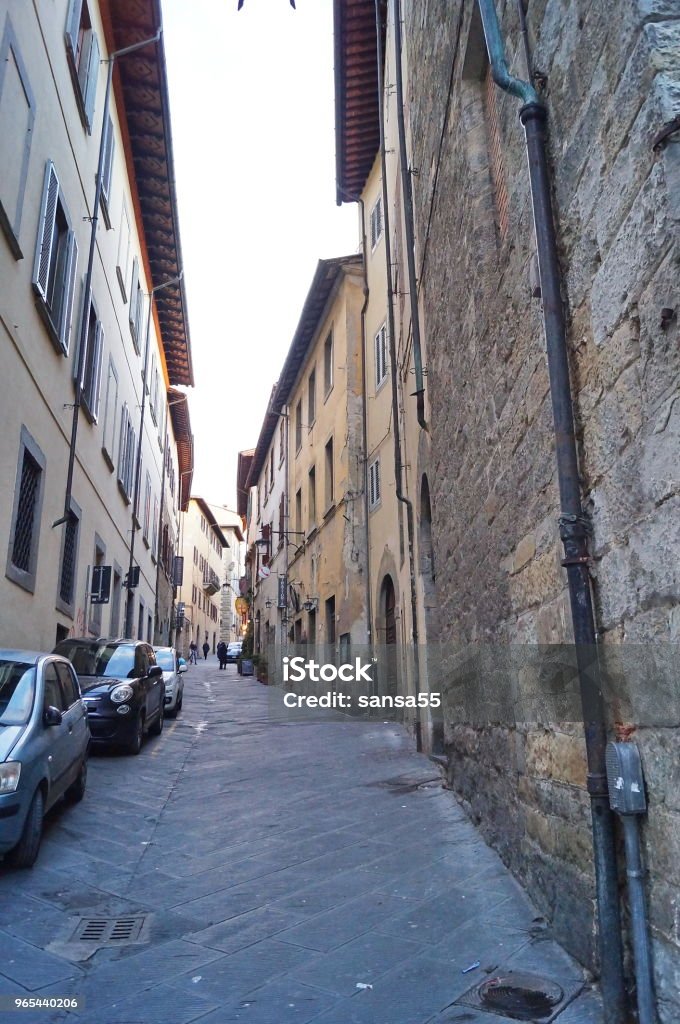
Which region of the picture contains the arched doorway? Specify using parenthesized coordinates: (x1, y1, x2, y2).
(380, 575, 397, 645)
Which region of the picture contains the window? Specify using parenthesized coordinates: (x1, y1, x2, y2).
(6, 427, 45, 594)
(307, 368, 316, 427)
(325, 437, 334, 511)
(370, 196, 383, 250)
(308, 465, 316, 529)
(57, 500, 81, 615)
(151, 496, 159, 559)
(100, 114, 115, 224)
(269, 449, 274, 490)
(369, 457, 381, 510)
(32, 161, 78, 355)
(117, 403, 135, 501)
(193, 546, 198, 565)
(0, 20, 36, 259)
(295, 488, 302, 537)
(56, 662, 79, 707)
(128, 257, 145, 352)
(101, 357, 118, 469)
(64, 0, 100, 132)
(324, 333, 333, 395)
(44, 663, 66, 713)
(375, 323, 388, 388)
(295, 399, 302, 453)
(137, 600, 145, 643)
(116, 202, 131, 301)
(278, 494, 285, 551)
(142, 472, 151, 544)
(279, 419, 285, 464)
(78, 292, 103, 422)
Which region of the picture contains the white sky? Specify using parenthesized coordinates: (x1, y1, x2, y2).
(162, 0, 359, 510)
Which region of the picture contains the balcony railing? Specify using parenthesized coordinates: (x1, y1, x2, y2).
(203, 567, 220, 595)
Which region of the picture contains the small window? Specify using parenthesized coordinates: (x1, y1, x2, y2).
(279, 419, 285, 464)
(369, 457, 381, 510)
(64, 0, 100, 133)
(116, 202, 131, 301)
(6, 427, 46, 594)
(308, 465, 316, 529)
(278, 493, 285, 551)
(142, 472, 151, 544)
(100, 114, 115, 224)
(375, 323, 388, 388)
(32, 161, 78, 355)
(101, 357, 119, 469)
(117, 403, 135, 501)
(370, 196, 383, 250)
(324, 437, 334, 511)
(324, 333, 333, 396)
(325, 595, 336, 646)
(57, 501, 81, 615)
(151, 496, 159, 559)
(295, 399, 302, 453)
(0, 20, 36, 259)
(128, 257, 145, 352)
(295, 488, 302, 537)
(307, 368, 316, 427)
(78, 291, 104, 422)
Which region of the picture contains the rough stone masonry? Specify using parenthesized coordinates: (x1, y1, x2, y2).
(404, 1, 680, 1019)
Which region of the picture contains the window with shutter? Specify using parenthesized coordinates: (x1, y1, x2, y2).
(79, 293, 104, 422)
(0, 22, 36, 259)
(323, 333, 333, 395)
(370, 197, 383, 250)
(100, 114, 115, 223)
(32, 161, 78, 355)
(369, 457, 381, 510)
(129, 256, 139, 342)
(116, 202, 131, 300)
(64, 0, 99, 133)
(375, 324, 388, 388)
(7, 428, 46, 594)
(143, 472, 151, 543)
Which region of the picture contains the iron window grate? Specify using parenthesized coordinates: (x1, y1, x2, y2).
(60, 513, 78, 604)
(11, 450, 41, 572)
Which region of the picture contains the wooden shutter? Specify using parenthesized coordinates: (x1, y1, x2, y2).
(101, 115, 114, 203)
(33, 162, 59, 300)
(82, 31, 99, 130)
(58, 230, 78, 354)
(90, 321, 104, 420)
(64, 0, 83, 58)
(117, 404, 129, 485)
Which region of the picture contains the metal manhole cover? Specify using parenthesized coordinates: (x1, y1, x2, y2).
(457, 970, 571, 1023)
(70, 914, 149, 946)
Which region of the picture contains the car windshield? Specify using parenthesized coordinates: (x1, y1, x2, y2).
(155, 650, 175, 672)
(0, 660, 36, 726)
(228, 643, 241, 651)
(53, 641, 136, 678)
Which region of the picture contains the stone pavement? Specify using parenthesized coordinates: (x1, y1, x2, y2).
(0, 660, 605, 1023)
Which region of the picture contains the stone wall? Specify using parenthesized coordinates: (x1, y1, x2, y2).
(404, 0, 680, 1016)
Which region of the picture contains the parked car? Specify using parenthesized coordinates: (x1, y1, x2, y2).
(226, 642, 243, 664)
(0, 651, 90, 868)
(153, 647, 186, 718)
(52, 639, 164, 755)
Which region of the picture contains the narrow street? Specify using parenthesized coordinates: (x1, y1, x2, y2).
(1, 663, 603, 1024)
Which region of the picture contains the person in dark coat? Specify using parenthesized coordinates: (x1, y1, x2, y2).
(202, 641, 210, 660)
(217, 641, 227, 670)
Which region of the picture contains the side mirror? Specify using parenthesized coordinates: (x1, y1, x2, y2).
(43, 706, 63, 727)
(147, 665, 163, 679)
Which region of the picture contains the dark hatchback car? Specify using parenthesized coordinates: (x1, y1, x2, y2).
(53, 639, 165, 755)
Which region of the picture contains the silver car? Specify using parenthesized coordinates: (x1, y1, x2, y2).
(0, 651, 90, 868)
(153, 647, 186, 718)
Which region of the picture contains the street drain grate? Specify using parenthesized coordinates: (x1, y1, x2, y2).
(70, 915, 150, 946)
(457, 970, 570, 1022)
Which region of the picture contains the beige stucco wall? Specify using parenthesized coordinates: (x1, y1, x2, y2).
(0, 1, 177, 649)
(176, 499, 224, 655)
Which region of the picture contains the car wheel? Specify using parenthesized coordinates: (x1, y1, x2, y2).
(177, 691, 183, 713)
(6, 788, 44, 868)
(65, 759, 87, 803)
(128, 712, 145, 755)
(149, 702, 164, 736)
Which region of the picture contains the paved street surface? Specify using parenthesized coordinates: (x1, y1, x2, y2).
(0, 661, 604, 1023)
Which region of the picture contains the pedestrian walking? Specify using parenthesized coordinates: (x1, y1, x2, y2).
(217, 640, 227, 670)
(189, 641, 198, 665)
(202, 641, 210, 661)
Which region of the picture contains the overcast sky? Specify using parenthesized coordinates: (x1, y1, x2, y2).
(162, 0, 359, 510)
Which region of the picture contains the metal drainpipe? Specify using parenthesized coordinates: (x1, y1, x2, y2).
(53, 30, 162, 531)
(392, 0, 426, 430)
(477, 2, 625, 1020)
(375, 0, 422, 751)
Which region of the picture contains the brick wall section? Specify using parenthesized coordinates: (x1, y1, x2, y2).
(405, 0, 680, 1013)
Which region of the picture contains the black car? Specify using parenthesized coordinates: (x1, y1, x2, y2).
(52, 639, 165, 755)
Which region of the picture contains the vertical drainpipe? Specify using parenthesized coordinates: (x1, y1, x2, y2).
(374, 0, 422, 751)
(392, 0, 427, 430)
(476, 2, 625, 1021)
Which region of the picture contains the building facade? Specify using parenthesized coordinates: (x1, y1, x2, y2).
(176, 497, 227, 657)
(208, 504, 246, 644)
(0, 0, 192, 650)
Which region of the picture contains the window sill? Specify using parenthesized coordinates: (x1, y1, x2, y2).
(376, 374, 389, 395)
(0, 203, 23, 260)
(5, 563, 36, 595)
(116, 267, 128, 303)
(323, 386, 334, 404)
(102, 446, 115, 472)
(117, 480, 132, 505)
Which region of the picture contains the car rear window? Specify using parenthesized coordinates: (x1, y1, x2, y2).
(155, 650, 175, 671)
(53, 641, 136, 679)
(0, 660, 36, 726)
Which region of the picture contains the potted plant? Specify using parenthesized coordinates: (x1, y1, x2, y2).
(253, 653, 269, 685)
